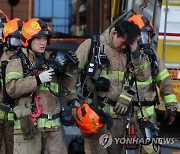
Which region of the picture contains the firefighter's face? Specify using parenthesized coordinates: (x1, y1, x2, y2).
(31, 36, 47, 53)
(112, 31, 127, 52)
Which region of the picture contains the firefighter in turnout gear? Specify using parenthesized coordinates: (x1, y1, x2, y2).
(0, 10, 18, 154)
(127, 14, 177, 154)
(70, 21, 141, 154)
(5, 18, 78, 154)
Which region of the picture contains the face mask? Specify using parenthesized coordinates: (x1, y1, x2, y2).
(141, 31, 150, 44)
(138, 32, 151, 49)
(10, 37, 21, 47)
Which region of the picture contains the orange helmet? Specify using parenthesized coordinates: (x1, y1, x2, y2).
(0, 9, 9, 44)
(76, 104, 105, 134)
(128, 14, 153, 32)
(2, 18, 23, 43)
(21, 18, 52, 47)
(128, 14, 154, 45)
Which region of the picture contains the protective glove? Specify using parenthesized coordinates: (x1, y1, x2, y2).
(114, 85, 135, 115)
(38, 68, 54, 84)
(164, 109, 176, 125)
(71, 99, 81, 118)
(19, 115, 38, 140)
(114, 99, 129, 115)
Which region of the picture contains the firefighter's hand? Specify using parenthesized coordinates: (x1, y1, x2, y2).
(71, 99, 80, 118)
(114, 87, 135, 115)
(114, 93, 130, 115)
(164, 109, 176, 125)
(39, 68, 54, 84)
(114, 102, 129, 115)
(19, 115, 38, 140)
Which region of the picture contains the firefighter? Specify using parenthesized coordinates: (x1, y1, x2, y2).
(128, 14, 177, 154)
(0, 10, 16, 154)
(5, 18, 78, 154)
(70, 20, 141, 154)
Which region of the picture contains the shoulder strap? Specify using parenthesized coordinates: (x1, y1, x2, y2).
(0, 45, 3, 57)
(10, 49, 34, 77)
(145, 48, 158, 90)
(79, 35, 100, 86)
(144, 48, 160, 104)
(88, 35, 100, 62)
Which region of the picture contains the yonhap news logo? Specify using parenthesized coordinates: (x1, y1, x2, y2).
(99, 133, 176, 149)
(99, 133, 113, 149)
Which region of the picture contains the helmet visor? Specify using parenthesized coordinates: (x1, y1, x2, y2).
(141, 31, 150, 44)
(10, 37, 21, 47)
(0, 27, 3, 39)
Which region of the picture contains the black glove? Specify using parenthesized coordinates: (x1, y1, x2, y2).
(71, 99, 81, 108)
(66, 51, 79, 66)
(19, 115, 38, 140)
(164, 109, 176, 125)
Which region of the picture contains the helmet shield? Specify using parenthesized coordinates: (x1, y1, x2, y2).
(138, 31, 151, 49)
(141, 31, 150, 44)
(0, 27, 3, 39)
(10, 37, 21, 47)
(49, 51, 69, 75)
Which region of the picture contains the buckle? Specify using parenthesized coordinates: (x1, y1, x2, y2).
(103, 97, 109, 104)
(9, 107, 13, 112)
(47, 114, 52, 120)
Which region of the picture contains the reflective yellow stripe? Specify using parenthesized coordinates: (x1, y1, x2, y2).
(14, 120, 21, 129)
(0, 110, 14, 121)
(156, 69, 169, 82)
(39, 82, 59, 93)
(71, 88, 77, 94)
(101, 70, 124, 80)
(78, 61, 85, 70)
(84, 98, 116, 115)
(164, 94, 177, 104)
(37, 117, 61, 128)
(109, 106, 116, 115)
(0, 110, 5, 119)
(14, 117, 61, 130)
(134, 61, 148, 72)
(6, 72, 24, 82)
(137, 106, 155, 119)
(102, 105, 116, 115)
(84, 98, 92, 104)
(136, 77, 153, 86)
(8, 112, 14, 121)
(119, 94, 132, 102)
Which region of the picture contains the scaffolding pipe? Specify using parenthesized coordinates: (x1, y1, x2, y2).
(162, 0, 169, 61)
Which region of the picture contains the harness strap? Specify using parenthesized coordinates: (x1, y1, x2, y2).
(39, 113, 60, 120)
(0, 104, 13, 112)
(132, 100, 156, 107)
